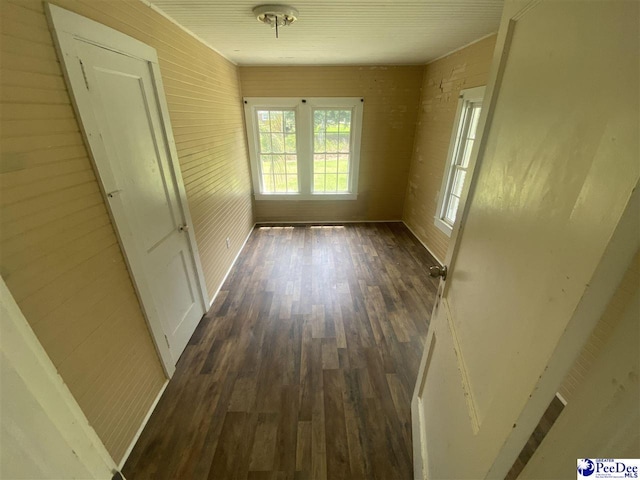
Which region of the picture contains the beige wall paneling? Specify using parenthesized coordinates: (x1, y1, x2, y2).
(0, 0, 253, 464)
(240, 66, 423, 223)
(403, 35, 496, 262)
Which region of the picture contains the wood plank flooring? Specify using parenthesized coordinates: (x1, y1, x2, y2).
(123, 223, 439, 480)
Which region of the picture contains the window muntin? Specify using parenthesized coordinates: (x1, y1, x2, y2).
(434, 86, 485, 236)
(313, 109, 352, 193)
(244, 97, 363, 200)
(256, 109, 298, 194)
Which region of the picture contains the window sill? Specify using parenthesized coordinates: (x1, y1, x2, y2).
(254, 193, 358, 201)
(434, 217, 453, 237)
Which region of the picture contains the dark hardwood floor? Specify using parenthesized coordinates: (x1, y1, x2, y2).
(123, 222, 439, 480)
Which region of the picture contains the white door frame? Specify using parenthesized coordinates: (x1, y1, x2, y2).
(0, 276, 117, 479)
(411, 0, 640, 477)
(45, 4, 210, 377)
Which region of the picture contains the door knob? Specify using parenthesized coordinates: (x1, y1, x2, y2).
(178, 224, 189, 232)
(429, 265, 447, 280)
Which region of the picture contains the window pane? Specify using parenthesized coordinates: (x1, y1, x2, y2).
(339, 110, 351, 131)
(326, 132, 338, 152)
(284, 110, 296, 133)
(338, 133, 350, 153)
(286, 175, 298, 192)
(314, 154, 326, 174)
(338, 155, 350, 173)
(260, 155, 272, 174)
(325, 174, 338, 192)
(314, 174, 325, 192)
(271, 133, 284, 153)
(451, 169, 467, 197)
(326, 154, 338, 174)
(326, 110, 338, 131)
(460, 139, 475, 168)
(257, 111, 270, 132)
(269, 111, 283, 132)
(468, 105, 482, 140)
(337, 174, 349, 192)
(285, 134, 296, 153)
(273, 155, 285, 174)
(260, 133, 271, 153)
(314, 132, 325, 151)
(286, 155, 297, 174)
(445, 195, 460, 225)
(263, 174, 274, 192)
(314, 110, 326, 131)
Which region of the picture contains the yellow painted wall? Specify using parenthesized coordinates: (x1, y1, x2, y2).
(0, 0, 253, 463)
(240, 66, 423, 223)
(403, 35, 496, 262)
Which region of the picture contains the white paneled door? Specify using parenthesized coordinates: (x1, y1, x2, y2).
(47, 5, 208, 375)
(411, 0, 639, 478)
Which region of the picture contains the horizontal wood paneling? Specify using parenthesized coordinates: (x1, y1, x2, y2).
(240, 66, 423, 223)
(402, 35, 497, 261)
(0, 0, 253, 463)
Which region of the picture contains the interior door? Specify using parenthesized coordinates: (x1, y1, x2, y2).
(411, 1, 639, 478)
(73, 40, 205, 366)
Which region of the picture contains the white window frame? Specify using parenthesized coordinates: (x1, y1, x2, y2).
(434, 86, 486, 236)
(244, 97, 363, 201)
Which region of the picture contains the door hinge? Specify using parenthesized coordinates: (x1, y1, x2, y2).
(78, 58, 90, 90)
(164, 334, 170, 349)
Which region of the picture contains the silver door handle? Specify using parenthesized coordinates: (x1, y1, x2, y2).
(178, 224, 189, 232)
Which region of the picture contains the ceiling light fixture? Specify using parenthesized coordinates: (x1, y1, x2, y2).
(253, 4, 299, 39)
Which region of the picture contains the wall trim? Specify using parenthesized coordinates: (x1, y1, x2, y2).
(118, 379, 169, 470)
(137, 0, 237, 66)
(402, 221, 444, 265)
(209, 225, 256, 307)
(426, 31, 498, 65)
(255, 219, 402, 225)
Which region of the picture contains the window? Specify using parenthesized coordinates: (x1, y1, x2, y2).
(434, 86, 485, 236)
(244, 97, 363, 200)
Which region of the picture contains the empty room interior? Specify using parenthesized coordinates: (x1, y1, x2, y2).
(0, 0, 638, 479)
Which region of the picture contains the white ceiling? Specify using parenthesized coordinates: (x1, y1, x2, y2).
(148, 0, 504, 66)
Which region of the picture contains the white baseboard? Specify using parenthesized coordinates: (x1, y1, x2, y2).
(209, 224, 256, 308)
(402, 221, 444, 266)
(255, 219, 402, 225)
(118, 379, 169, 470)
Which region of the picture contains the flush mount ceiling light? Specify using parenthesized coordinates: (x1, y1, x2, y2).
(253, 4, 299, 38)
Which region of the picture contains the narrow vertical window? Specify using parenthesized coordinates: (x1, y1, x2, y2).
(435, 86, 485, 235)
(313, 109, 352, 193)
(256, 109, 298, 193)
